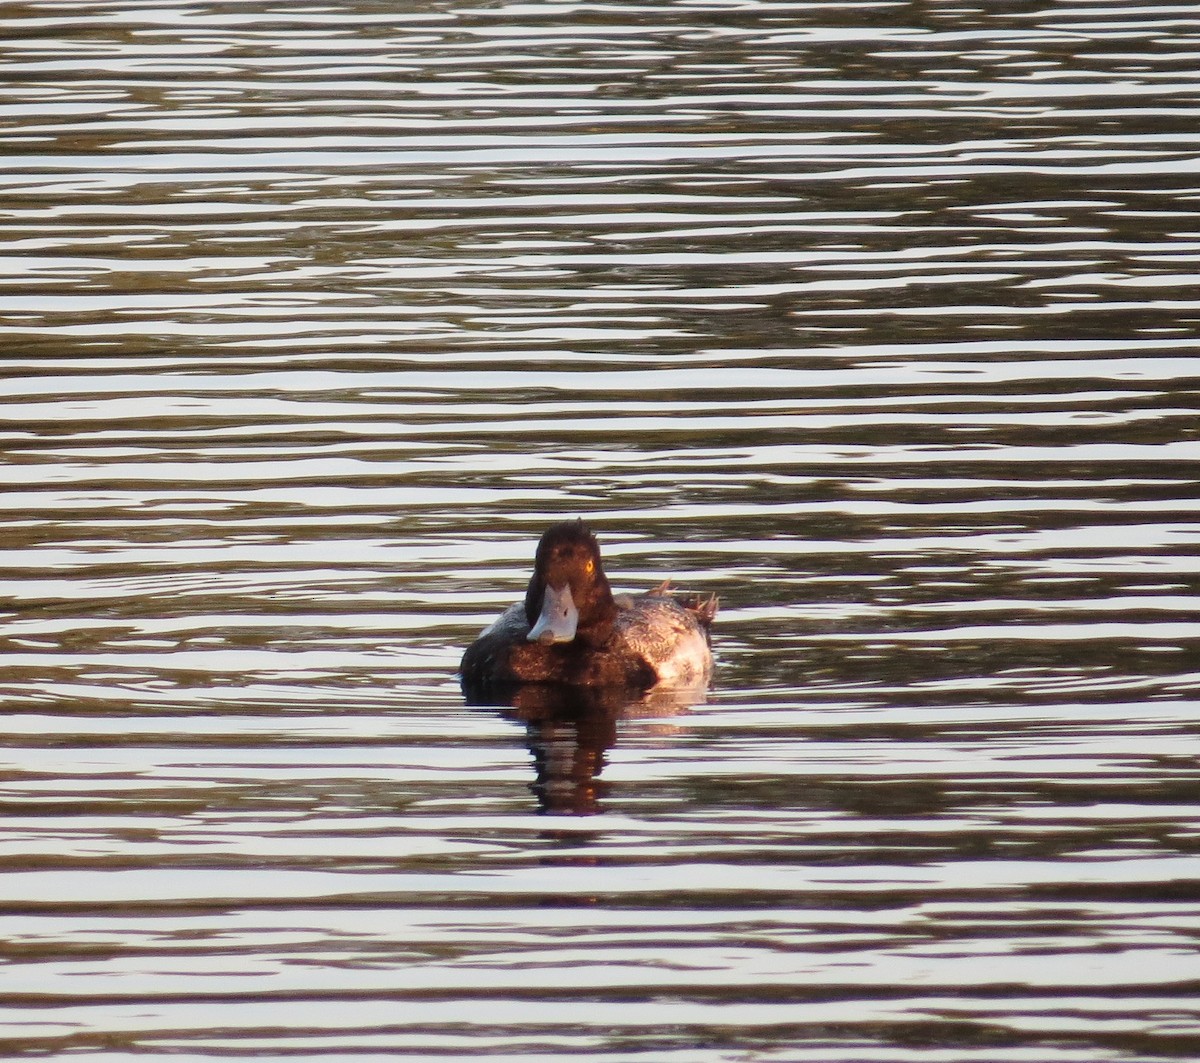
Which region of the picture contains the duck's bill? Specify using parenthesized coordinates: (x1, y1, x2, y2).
(527, 584, 578, 644)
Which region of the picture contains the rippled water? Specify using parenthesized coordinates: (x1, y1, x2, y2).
(3, 0, 1200, 1059)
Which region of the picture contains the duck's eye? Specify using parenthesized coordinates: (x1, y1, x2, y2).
(584, 559, 595, 574)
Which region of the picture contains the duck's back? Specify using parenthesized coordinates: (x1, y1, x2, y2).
(611, 595, 714, 686)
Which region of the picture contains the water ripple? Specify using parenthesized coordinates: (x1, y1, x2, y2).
(3, 1, 1200, 1060)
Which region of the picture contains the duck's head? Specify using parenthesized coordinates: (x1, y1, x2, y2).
(524, 519, 616, 648)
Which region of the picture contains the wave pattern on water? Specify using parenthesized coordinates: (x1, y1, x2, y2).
(2, 1, 1200, 1060)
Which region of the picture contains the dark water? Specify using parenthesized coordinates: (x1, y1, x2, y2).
(3, 1, 1200, 1059)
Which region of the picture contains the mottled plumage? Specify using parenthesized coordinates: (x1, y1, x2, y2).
(460, 520, 717, 693)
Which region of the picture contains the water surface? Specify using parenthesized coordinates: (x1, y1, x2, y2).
(2, 1, 1200, 1059)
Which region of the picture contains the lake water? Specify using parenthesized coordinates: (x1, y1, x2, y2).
(3, 0, 1200, 1059)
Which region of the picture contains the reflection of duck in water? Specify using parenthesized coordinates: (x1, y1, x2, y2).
(487, 683, 705, 815)
(460, 520, 718, 694)
(460, 520, 717, 815)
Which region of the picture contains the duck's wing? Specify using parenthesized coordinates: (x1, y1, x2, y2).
(460, 602, 528, 684)
(613, 597, 714, 687)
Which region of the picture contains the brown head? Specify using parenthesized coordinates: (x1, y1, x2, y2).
(523, 520, 617, 649)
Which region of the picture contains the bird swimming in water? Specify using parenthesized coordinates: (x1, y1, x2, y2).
(460, 520, 717, 692)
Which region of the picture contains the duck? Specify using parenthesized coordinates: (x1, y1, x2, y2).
(460, 519, 717, 692)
